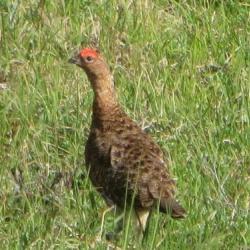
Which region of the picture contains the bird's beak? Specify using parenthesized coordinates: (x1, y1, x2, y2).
(68, 53, 81, 66)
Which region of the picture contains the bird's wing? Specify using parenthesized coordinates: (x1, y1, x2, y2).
(110, 131, 186, 218)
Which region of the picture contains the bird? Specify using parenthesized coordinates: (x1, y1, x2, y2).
(69, 47, 186, 236)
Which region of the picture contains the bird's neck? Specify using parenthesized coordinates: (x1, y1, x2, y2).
(89, 75, 119, 117)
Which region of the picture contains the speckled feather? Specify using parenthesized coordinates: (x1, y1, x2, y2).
(70, 48, 186, 228)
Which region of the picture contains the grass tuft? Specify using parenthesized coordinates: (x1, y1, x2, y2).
(0, 1, 249, 249)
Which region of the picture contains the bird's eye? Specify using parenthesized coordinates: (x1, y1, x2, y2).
(86, 56, 93, 62)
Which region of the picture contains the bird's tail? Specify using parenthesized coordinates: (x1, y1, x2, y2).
(159, 197, 186, 219)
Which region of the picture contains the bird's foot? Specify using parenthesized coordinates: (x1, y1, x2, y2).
(105, 231, 120, 241)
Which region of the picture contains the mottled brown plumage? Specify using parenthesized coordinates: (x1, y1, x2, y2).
(69, 48, 186, 232)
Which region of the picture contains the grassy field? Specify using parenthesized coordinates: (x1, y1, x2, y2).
(0, 0, 249, 249)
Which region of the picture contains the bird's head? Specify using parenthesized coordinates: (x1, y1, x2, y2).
(69, 48, 110, 79)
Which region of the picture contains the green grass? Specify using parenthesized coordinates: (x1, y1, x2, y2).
(0, 0, 249, 249)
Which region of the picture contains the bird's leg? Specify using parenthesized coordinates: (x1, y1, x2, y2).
(106, 210, 124, 241)
(97, 205, 115, 240)
(114, 212, 124, 233)
(135, 208, 150, 240)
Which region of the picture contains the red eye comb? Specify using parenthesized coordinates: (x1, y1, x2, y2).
(80, 48, 99, 58)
